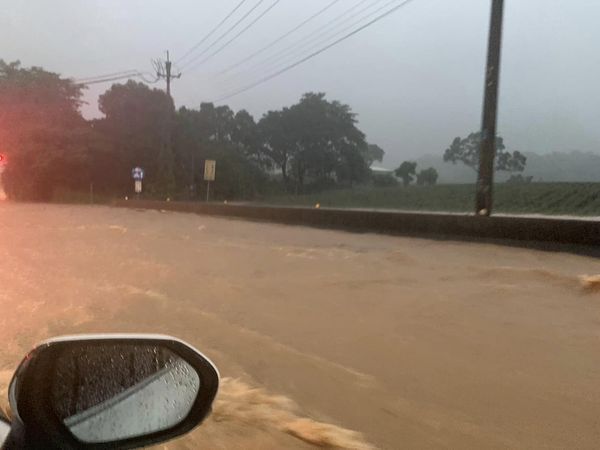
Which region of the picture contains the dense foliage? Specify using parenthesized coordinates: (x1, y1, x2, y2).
(416, 167, 438, 186)
(0, 60, 100, 200)
(1, 61, 379, 201)
(394, 161, 417, 186)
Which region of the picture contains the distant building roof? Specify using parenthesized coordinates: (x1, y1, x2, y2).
(370, 166, 394, 174)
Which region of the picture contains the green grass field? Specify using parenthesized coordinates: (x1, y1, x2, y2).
(262, 183, 600, 216)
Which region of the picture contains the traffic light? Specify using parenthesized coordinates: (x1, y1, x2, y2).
(0, 154, 5, 163)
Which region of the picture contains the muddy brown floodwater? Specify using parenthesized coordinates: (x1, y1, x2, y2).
(1, 203, 599, 449)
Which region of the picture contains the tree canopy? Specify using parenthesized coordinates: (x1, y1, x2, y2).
(443, 132, 526, 173)
(0, 60, 97, 200)
(395, 161, 417, 187)
(416, 167, 438, 186)
(95, 80, 175, 194)
(258, 92, 370, 192)
(363, 144, 385, 166)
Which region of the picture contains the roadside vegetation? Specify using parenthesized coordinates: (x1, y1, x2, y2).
(1, 60, 379, 202)
(3, 59, 598, 217)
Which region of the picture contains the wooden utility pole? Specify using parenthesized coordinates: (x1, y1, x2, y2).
(475, 0, 505, 216)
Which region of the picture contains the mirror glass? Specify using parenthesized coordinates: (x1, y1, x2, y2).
(0, 418, 10, 447)
(49, 343, 200, 443)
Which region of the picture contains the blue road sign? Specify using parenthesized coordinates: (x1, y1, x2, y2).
(132, 167, 144, 180)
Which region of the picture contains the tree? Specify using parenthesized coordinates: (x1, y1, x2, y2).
(95, 80, 175, 194)
(173, 104, 266, 199)
(172, 106, 205, 195)
(259, 92, 369, 192)
(258, 109, 294, 187)
(193, 102, 235, 143)
(363, 144, 385, 166)
(0, 60, 94, 200)
(395, 161, 417, 187)
(336, 142, 371, 187)
(232, 109, 264, 166)
(416, 167, 438, 185)
(443, 131, 526, 173)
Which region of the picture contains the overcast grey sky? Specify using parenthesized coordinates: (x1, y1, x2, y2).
(2, 0, 599, 167)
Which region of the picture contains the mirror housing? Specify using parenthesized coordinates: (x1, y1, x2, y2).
(7, 334, 219, 449)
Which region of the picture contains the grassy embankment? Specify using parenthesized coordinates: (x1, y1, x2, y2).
(261, 183, 600, 216)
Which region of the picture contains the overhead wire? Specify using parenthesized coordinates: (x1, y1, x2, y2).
(214, 0, 384, 93)
(179, 0, 267, 71)
(184, 0, 282, 72)
(217, 0, 341, 76)
(74, 71, 158, 86)
(263, 0, 399, 75)
(74, 69, 139, 83)
(240, 0, 385, 80)
(176, 0, 248, 65)
(213, 0, 416, 102)
(74, 74, 138, 86)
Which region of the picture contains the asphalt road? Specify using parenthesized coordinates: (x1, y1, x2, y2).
(1, 203, 599, 449)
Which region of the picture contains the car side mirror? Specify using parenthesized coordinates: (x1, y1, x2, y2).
(7, 334, 219, 449)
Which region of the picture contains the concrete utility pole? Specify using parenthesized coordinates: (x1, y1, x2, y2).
(155, 51, 181, 99)
(475, 0, 505, 216)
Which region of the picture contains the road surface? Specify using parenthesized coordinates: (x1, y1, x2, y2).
(1, 203, 599, 449)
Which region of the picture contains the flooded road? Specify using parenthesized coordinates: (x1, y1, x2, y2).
(1, 203, 599, 449)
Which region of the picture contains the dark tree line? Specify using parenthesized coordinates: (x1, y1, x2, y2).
(1, 60, 382, 201)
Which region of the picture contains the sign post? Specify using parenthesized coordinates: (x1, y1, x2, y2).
(131, 167, 144, 198)
(204, 160, 216, 202)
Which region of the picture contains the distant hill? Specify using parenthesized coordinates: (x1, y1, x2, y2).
(415, 151, 600, 183)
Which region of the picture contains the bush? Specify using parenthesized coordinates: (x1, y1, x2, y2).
(416, 167, 439, 186)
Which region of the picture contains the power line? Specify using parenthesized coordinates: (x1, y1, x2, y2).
(74, 73, 143, 86)
(185, 0, 282, 72)
(74, 69, 139, 83)
(263, 0, 398, 76)
(176, 0, 248, 65)
(240, 0, 384, 79)
(215, 0, 384, 94)
(180, 0, 266, 71)
(218, 0, 341, 76)
(243, 0, 376, 75)
(137, 72, 161, 83)
(213, 0, 416, 102)
(74, 71, 158, 86)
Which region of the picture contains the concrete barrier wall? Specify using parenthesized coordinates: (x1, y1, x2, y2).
(114, 200, 600, 248)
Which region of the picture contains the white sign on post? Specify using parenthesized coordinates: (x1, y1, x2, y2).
(204, 160, 216, 202)
(204, 160, 216, 181)
(134, 180, 142, 193)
